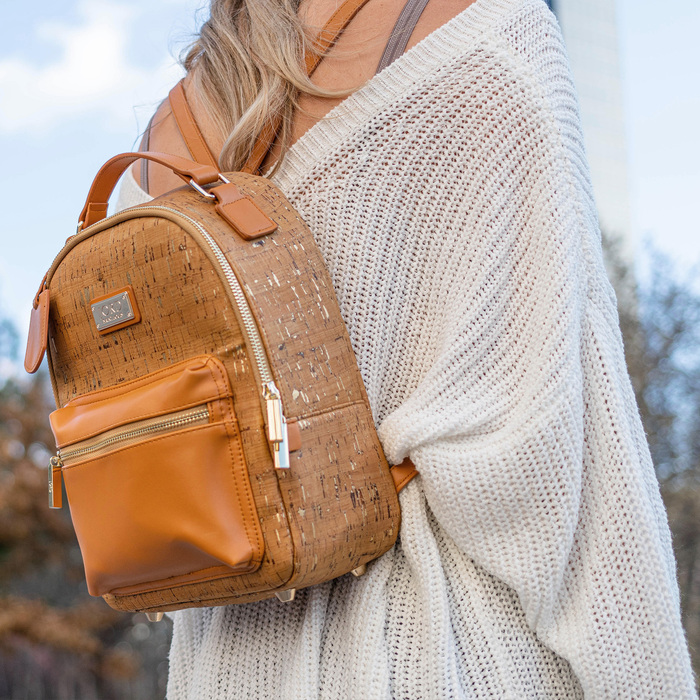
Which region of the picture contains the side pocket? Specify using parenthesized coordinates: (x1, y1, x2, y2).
(50, 355, 264, 597)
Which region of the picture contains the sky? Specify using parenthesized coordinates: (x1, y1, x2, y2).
(0, 0, 699, 365)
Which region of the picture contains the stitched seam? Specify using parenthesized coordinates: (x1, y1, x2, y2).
(395, 470, 417, 492)
(108, 565, 261, 597)
(288, 398, 368, 422)
(206, 359, 265, 564)
(110, 565, 234, 594)
(225, 415, 264, 566)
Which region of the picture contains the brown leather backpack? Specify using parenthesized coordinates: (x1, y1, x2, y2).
(24, 0, 416, 621)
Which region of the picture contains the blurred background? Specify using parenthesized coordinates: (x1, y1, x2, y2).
(1, 0, 699, 697)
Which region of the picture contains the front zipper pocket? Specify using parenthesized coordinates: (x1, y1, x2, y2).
(58, 405, 210, 465)
(49, 355, 264, 597)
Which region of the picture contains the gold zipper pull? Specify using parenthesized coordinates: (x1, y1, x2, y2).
(265, 395, 283, 445)
(263, 382, 290, 470)
(49, 455, 63, 509)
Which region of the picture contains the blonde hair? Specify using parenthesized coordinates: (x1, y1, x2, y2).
(183, 0, 360, 177)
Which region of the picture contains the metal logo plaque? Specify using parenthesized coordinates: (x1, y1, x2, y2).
(90, 286, 141, 334)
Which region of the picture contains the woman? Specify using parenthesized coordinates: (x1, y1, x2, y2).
(116, 0, 696, 697)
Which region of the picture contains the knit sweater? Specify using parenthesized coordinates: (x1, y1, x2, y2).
(115, 0, 696, 696)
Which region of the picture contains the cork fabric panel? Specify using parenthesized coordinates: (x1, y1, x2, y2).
(151, 177, 370, 422)
(278, 400, 400, 591)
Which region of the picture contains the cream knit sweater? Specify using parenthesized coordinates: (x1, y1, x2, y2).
(116, 0, 696, 696)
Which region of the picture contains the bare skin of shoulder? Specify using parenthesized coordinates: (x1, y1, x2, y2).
(134, 0, 477, 197)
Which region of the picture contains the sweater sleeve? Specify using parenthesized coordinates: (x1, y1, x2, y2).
(376, 13, 696, 697)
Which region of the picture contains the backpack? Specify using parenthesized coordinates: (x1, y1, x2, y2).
(24, 0, 418, 621)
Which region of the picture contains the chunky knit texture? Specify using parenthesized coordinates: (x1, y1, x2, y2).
(116, 0, 696, 696)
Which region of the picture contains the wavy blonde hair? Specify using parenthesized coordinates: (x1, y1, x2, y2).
(183, 0, 360, 176)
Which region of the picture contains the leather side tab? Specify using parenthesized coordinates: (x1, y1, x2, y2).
(287, 419, 302, 452)
(24, 289, 50, 374)
(211, 183, 278, 240)
(84, 202, 109, 227)
(390, 457, 418, 493)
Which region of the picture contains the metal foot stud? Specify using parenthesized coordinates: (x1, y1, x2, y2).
(146, 612, 164, 622)
(351, 563, 367, 577)
(275, 589, 296, 602)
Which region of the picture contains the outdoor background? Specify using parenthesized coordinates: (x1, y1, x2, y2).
(1, 0, 699, 698)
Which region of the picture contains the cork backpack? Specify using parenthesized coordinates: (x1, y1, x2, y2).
(23, 0, 418, 620)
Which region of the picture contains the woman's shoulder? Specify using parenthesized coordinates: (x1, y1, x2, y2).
(134, 0, 487, 196)
(133, 0, 558, 197)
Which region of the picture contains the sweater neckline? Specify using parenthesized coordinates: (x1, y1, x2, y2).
(268, 0, 521, 187)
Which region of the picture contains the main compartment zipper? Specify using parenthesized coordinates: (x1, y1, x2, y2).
(137, 206, 291, 472)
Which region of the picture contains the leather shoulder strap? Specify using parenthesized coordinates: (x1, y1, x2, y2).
(140, 114, 154, 194)
(168, 81, 220, 169)
(138, 101, 167, 195)
(167, 0, 374, 177)
(244, 0, 374, 175)
(375, 0, 431, 74)
(304, 0, 375, 76)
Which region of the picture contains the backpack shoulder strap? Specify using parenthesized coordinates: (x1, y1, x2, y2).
(375, 0, 431, 74)
(243, 0, 376, 175)
(168, 81, 219, 169)
(139, 112, 155, 194)
(166, 0, 375, 175)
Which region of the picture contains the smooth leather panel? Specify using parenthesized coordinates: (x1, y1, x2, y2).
(62, 421, 263, 596)
(211, 183, 278, 239)
(50, 355, 231, 447)
(24, 288, 50, 374)
(390, 457, 418, 493)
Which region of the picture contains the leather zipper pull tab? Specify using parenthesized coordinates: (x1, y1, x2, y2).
(49, 455, 63, 509)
